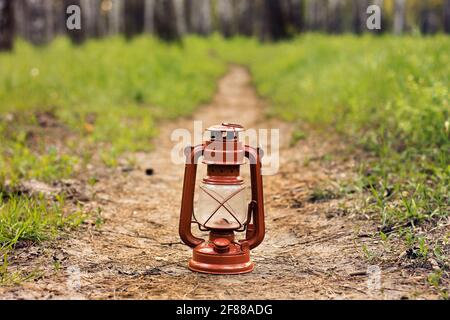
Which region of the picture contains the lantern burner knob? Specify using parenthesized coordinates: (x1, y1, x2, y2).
(212, 238, 231, 253)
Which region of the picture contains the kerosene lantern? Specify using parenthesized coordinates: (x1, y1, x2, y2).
(179, 123, 265, 274)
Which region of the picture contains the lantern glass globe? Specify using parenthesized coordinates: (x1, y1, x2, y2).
(196, 183, 247, 230)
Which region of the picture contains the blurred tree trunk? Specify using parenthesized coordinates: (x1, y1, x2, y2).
(279, 0, 293, 32)
(0, 0, 14, 50)
(277, 0, 305, 35)
(252, 0, 266, 40)
(351, 0, 368, 34)
(44, 0, 54, 40)
(124, 0, 145, 38)
(444, 0, 450, 33)
(52, 0, 67, 36)
(420, 1, 439, 34)
(97, 0, 110, 36)
(173, 0, 186, 36)
(264, 0, 289, 40)
(216, 0, 234, 37)
(109, 0, 124, 35)
(144, 0, 155, 33)
(152, 0, 188, 38)
(79, 0, 98, 38)
(97, 0, 124, 36)
(327, 0, 343, 33)
(393, 0, 406, 34)
(236, 0, 254, 36)
(154, 0, 180, 40)
(6, 0, 447, 42)
(12, 0, 25, 39)
(288, 0, 304, 33)
(21, 0, 54, 45)
(305, 0, 327, 31)
(185, 0, 212, 35)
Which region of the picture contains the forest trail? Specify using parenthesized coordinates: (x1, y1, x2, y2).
(0, 66, 434, 299)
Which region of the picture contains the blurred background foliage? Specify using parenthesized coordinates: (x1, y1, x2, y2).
(1, 0, 450, 50)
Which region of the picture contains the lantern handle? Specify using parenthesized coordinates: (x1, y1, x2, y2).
(179, 144, 205, 248)
(242, 145, 265, 250)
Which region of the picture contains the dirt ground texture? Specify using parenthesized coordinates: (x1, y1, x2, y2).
(0, 66, 440, 299)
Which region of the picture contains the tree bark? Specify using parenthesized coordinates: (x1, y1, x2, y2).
(216, 0, 234, 37)
(0, 0, 14, 50)
(52, 0, 67, 36)
(327, 0, 343, 33)
(185, 0, 212, 35)
(393, 0, 406, 35)
(173, 0, 186, 36)
(420, 1, 439, 35)
(288, 0, 304, 33)
(12, 0, 25, 39)
(236, 0, 253, 36)
(154, 0, 180, 40)
(79, 0, 98, 38)
(124, 0, 145, 38)
(264, 0, 289, 40)
(109, 0, 124, 35)
(144, 0, 155, 33)
(351, 0, 368, 34)
(444, 0, 450, 33)
(305, 0, 327, 31)
(22, 0, 54, 45)
(252, 0, 267, 40)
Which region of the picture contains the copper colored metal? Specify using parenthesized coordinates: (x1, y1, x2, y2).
(189, 241, 254, 274)
(203, 165, 243, 185)
(179, 123, 265, 275)
(203, 123, 245, 166)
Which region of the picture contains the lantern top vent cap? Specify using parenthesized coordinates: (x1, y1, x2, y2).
(206, 123, 244, 133)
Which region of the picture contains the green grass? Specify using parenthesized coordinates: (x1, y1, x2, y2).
(0, 36, 226, 185)
(0, 194, 85, 284)
(0, 194, 84, 250)
(214, 34, 449, 219)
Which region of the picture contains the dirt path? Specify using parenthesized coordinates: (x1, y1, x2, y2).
(0, 66, 435, 299)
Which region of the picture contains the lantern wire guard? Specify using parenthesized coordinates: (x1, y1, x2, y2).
(179, 123, 265, 274)
(193, 185, 247, 231)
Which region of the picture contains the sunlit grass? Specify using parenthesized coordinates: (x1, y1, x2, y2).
(0, 194, 85, 250)
(0, 35, 226, 185)
(0, 194, 84, 285)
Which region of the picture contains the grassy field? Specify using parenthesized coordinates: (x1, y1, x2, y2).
(0, 34, 449, 289)
(0, 36, 225, 181)
(217, 36, 449, 222)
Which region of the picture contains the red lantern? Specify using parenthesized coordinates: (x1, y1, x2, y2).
(179, 123, 265, 274)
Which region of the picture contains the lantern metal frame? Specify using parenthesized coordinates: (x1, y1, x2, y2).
(178, 123, 265, 274)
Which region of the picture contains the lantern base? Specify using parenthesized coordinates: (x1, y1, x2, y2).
(188, 240, 254, 275)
